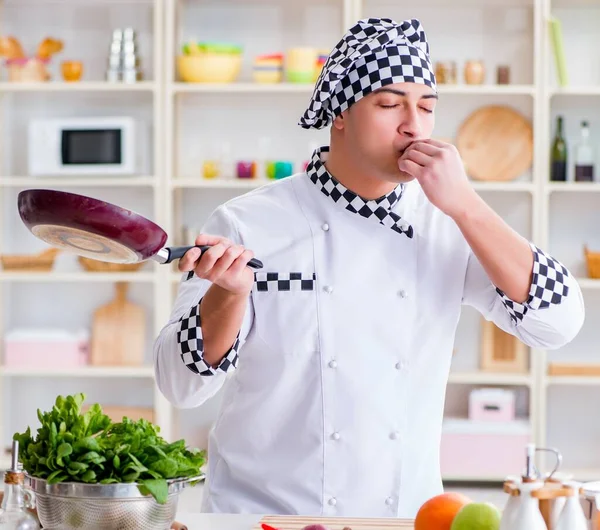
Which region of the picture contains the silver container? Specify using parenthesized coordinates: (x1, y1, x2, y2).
(26, 474, 202, 530)
(122, 69, 143, 83)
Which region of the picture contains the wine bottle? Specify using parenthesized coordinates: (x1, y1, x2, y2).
(550, 116, 567, 181)
(574, 120, 594, 182)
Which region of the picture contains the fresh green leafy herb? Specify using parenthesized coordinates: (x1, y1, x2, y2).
(13, 393, 206, 505)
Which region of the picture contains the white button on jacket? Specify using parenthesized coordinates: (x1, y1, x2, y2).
(154, 155, 585, 518)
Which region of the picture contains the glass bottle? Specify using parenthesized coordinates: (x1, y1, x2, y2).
(0, 441, 40, 530)
(574, 120, 594, 182)
(550, 115, 567, 181)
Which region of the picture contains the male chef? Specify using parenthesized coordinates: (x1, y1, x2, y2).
(154, 17, 585, 518)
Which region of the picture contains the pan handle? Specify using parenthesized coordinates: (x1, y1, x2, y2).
(165, 245, 263, 269)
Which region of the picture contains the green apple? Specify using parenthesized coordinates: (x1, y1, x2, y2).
(450, 502, 502, 530)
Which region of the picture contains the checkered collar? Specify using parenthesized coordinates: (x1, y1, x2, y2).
(306, 146, 414, 239)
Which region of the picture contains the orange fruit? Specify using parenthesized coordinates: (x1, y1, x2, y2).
(414, 492, 472, 530)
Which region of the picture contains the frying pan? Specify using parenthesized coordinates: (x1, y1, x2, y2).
(17, 189, 263, 269)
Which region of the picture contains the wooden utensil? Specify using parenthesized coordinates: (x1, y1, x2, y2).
(90, 282, 145, 366)
(255, 516, 414, 529)
(456, 105, 533, 181)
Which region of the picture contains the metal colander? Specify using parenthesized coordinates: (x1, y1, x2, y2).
(26, 474, 203, 530)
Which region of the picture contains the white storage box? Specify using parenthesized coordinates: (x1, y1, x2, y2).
(469, 388, 516, 422)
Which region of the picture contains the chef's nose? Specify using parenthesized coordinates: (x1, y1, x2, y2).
(398, 106, 421, 139)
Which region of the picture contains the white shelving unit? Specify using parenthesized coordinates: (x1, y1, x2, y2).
(0, 0, 599, 482)
(0, 0, 171, 473)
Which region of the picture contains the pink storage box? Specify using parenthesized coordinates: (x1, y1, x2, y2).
(440, 418, 531, 478)
(4, 328, 89, 369)
(469, 388, 516, 422)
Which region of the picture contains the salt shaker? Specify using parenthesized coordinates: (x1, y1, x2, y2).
(499, 475, 521, 530)
(545, 472, 573, 527)
(554, 483, 587, 530)
(510, 480, 547, 530)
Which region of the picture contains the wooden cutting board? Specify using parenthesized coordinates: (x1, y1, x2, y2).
(90, 282, 145, 366)
(456, 104, 533, 182)
(255, 515, 414, 529)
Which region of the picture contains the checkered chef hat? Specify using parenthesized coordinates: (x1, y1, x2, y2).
(299, 17, 436, 130)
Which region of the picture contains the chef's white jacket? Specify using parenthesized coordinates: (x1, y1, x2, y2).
(154, 147, 585, 518)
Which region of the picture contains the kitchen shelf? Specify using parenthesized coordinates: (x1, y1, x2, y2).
(437, 84, 536, 96)
(545, 375, 600, 386)
(470, 182, 535, 192)
(576, 278, 600, 290)
(171, 82, 314, 94)
(173, 180, 536, 192)
(448, 372, 532, 386)
(0, 176, 157, 188)
(0, 81, 157, 93)
(170, 82, 536, 96)
(546, 182, 600, 193)
(0, 272, 155, 282)
(170, 178, 268, 189)
(442, 475, 506, 483)
(0, 366, 155, 378)
(550, 86, 600, 97)
(557, 469, 600, 481)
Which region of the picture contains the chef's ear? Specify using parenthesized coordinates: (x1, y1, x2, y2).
(333, 112, 345, 131)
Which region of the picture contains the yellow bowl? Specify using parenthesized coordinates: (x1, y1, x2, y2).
(177, 54, 242, 84)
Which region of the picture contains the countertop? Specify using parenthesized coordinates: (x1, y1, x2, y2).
(174, 512, 263, 530)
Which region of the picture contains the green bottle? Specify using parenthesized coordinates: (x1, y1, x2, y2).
(550, 115, 567, 181)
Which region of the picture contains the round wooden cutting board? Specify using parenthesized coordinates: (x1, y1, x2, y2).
(456, 105, 533, 181)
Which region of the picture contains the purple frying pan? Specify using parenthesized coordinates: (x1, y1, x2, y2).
(17, 189, 263, 269)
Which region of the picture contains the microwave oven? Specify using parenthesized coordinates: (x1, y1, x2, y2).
(28, 116, 146, 176)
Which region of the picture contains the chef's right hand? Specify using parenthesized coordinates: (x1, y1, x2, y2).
(178, 234, 255, 295)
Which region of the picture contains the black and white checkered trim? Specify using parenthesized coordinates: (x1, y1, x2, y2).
(177, 301, 240, 376)
(254, 272, 316, 292)
(497, 243, 570, 324)
(306, 146, 413, 238)
(299, 17, 436, 130)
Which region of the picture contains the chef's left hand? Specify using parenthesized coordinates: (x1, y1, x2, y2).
(397, 139, 477, 220)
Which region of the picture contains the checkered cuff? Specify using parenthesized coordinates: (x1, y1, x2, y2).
(496, 243, 570, 324)
(177, 299, 240, 376)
